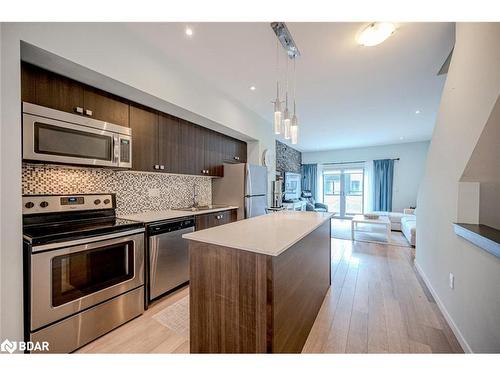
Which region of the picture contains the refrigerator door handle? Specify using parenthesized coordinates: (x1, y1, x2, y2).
(245, 196, 252, 218)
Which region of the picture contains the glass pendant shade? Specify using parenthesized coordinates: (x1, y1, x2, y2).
(283, 108, 291, 139)
(273, 81, 282, 135)
(273, 101, 282, 135)
(291, 113, 298, 144)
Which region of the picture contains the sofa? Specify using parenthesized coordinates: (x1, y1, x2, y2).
(371, 211, 405, 231)
(370, 208, 416, 246)
(300, 190, 328, 212)
(401, 214, 416, 246)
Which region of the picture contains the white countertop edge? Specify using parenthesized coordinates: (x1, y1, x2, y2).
(183, 212, 333, 257)
(118, 206, 238, 223)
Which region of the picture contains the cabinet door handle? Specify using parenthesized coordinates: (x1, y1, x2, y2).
(154, 165, 160, 170)
(85, 109, 93, 117)
(160, 165, 165, 170)
(74, 107, 84, 114)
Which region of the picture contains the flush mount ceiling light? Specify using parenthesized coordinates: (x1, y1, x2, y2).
(249, 86, 256, 91)
(185, 27, 193, 36)
(357, 23, 395, 47)
(415, 110, 421, 114)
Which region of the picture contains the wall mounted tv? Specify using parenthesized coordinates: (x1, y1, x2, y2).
(284, 172, 301, 201)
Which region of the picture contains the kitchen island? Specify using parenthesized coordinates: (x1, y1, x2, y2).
(183, 211, 333, 353)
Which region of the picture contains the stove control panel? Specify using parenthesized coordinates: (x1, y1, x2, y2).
(23, 194, 114, 214)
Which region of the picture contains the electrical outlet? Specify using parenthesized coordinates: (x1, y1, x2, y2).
(449, 273, 455, 289)
(148, 188, 160, 198)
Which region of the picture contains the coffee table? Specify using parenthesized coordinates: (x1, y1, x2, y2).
(351, 215, 391, 242)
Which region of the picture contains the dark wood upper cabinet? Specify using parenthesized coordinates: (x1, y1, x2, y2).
(83, 87, 129, 127)
(178, 120, 205, 176)
(204, 130, 224, 177)
(129, 105, 158, 172)
(222, 137, 247, 164)
(158, 113, 181, 174)
(237, 140, 247, 163)
(21, 62, 84, 114)
(21, 63, 249, 177)
(21, 62, 129, 127)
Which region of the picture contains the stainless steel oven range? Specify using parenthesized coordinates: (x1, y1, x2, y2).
(23, 194, 145, 353)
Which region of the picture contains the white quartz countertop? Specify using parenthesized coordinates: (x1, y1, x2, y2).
(119, 206, 238, 223)
(182, 211, 333, 256)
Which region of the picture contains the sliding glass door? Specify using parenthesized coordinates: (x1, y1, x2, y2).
(323, 167, 364, 217)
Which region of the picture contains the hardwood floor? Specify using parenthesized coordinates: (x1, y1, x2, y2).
(77, 238, 463, 354)
(302, 239, 463, 353)
(76, 286, 190, 354)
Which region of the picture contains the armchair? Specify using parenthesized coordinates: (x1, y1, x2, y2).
(300, 190, 328, 212)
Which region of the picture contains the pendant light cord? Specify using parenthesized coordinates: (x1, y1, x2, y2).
(293, 58, 296, 114)
(285, 52, 289, 109)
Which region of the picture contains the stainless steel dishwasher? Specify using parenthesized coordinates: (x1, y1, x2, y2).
(146, 217, 195, 302)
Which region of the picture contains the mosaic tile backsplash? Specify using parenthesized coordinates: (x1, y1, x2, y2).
(22, 164, 212, 215)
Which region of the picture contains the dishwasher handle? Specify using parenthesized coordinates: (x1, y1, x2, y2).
(147, 217, 195, 236)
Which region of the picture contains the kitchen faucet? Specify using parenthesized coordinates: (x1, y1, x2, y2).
(192, 183, 198, 208)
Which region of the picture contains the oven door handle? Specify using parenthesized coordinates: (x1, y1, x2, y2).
(31, 227, 145, 253)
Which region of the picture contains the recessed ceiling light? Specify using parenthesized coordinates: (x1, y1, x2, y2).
(415, 110, 421, 114)
(185, 27, 193, 37)
(249, 86, 256, 91)
(357, 23, 395, 47)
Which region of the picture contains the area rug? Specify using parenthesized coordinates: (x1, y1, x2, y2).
(331, 218, 411, 247)
(152, 296, 189, 338)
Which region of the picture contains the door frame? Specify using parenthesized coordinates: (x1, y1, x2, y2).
(322, 165, 365, 218)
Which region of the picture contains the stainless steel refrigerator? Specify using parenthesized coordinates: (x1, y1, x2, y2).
(212, 163, 268, 220)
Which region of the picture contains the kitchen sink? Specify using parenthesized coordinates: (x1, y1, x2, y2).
(172, 204, 230, 212)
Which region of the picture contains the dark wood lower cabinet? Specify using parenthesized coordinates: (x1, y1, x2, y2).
(195, 209, 237, 231)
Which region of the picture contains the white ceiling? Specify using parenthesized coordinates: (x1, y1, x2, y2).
(123, 22, 455, 152)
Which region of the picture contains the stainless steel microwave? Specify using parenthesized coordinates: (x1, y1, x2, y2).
(22, 102, 132, 168)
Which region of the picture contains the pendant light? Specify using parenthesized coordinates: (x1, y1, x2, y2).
(283, 57, 291, 140)
(270, 22, 300, 144)
(272, 40, 282, 135)
(291, 58, 299, 145)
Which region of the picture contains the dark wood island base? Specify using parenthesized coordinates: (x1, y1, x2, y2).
(188, 220, 331, 353)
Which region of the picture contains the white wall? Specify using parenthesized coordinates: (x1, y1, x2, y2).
(0, 23, 275, 342)
(416, 23, 500, 353)
(302, 141, 429, 212)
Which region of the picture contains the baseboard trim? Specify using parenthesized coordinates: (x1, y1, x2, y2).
(414, 261, 473, 353)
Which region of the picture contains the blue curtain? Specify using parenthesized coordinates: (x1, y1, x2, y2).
(301, 164, 317, 200)
(373, 159, 394, 212)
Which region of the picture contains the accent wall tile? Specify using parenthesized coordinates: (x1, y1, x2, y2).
(22, 164, 212, 215)
(276, 140, 302, 174)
